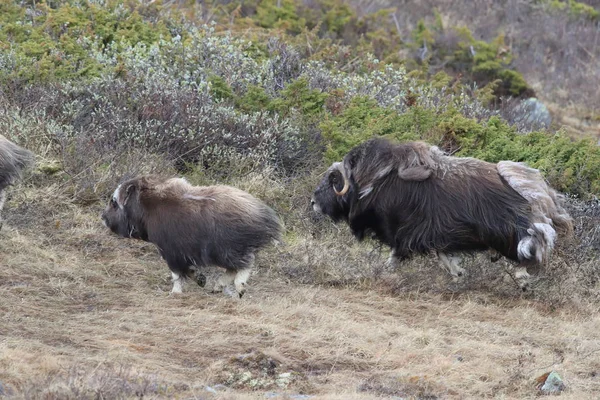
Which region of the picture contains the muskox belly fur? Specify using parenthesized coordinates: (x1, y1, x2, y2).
(0, 135, 34, 230)
(311, 138, 573, 289)
(102, 175, 283, 297)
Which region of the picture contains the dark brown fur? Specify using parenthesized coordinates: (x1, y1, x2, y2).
(102, 175, 283, 294)
(312, 137, 572, 270)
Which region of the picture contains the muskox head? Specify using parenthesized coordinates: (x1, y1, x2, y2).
(311, 138, 439, 222)
(311, 162, 353, 222)
(101, 177, 149, 241)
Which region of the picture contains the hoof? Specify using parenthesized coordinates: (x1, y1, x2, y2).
(451, 267, 467, 280)
(194, 273, 207, 288)
(235, 283, 246, 299)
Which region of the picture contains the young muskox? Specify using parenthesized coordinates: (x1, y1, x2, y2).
(311, 137, 573, 288)
(0, 135, 34, 230)
(102, 175, 283, 297)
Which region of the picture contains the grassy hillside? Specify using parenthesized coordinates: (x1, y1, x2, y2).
(1, 0, 600, 398)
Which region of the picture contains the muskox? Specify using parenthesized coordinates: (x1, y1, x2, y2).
(101, 175, 283, 297)
(0, 135, 34, 230)
(311, 137, 573, 288)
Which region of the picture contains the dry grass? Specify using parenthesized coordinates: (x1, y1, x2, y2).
(1, 174, 600, 400)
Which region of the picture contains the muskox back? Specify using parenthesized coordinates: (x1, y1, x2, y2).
(142, 178, 283, 271)
(497, 160, 573, 236)
(352, 159, 533, 261)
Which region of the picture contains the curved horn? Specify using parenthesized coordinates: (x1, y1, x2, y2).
(333, 162, 350, 196)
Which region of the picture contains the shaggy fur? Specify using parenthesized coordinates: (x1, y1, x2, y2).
(311, 138, 573, 285)
(102, 175, 283, 296)
(0, 135, 34, 229)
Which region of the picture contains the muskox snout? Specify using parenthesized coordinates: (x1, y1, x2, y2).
(100, 211, 108, 228)
(310, 197, 322, 214)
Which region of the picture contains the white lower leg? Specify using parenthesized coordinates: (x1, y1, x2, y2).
(213, 270, 236, 293)
(437, 252, 466, 278)
(385, 249, 399, 269)
(514, 266, 530, 280)
(171, 271, 184, 294)
(234, 268, 251, 298)
(0, 190, 5, 231)
(514, 266, 532, 290)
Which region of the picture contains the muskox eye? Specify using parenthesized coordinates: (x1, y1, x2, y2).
(111, 199, 118, 209)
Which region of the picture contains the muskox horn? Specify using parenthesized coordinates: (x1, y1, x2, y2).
(334, 162, 350, 196)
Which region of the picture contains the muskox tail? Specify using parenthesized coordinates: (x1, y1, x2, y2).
(0, 136, 34, 190)
(517, 222, 557, 264)
(258, 204, 285, 246)
(497, 161, 574, 238)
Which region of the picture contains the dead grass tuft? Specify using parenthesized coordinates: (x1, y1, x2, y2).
(359, 373, 448, 399)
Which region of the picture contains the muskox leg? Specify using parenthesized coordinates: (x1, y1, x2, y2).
(514, 266, 532, 291)
(234, 253, 255, 298)
(437, 252, 466, 279)
(385, 249, 399, 270)
(234, 268, 251, 299)
(0, 189, 6, 231)
(490, 250, 503, 262)
(385, 248, 408, 270)
(212, 270, 236, 294)
(171, 271, 185, 294)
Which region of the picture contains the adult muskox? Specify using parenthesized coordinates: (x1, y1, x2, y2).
(0, 135, 34, 230)
(102, 175, 283, 297)
(311, 138, 573, 288)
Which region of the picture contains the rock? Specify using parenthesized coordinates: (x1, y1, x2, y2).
(239, 371, 253, 384)
(0, 381, 11, 396)
(264, 393, 313, 399)
(536, 371, 566, 394)
(275, 372, 293, 388)
(205, 386, 218, 395)
(205, 384, 227, 394)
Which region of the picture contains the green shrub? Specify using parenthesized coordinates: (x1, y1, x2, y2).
(269, 78, 328, 118)
(320, 97, 425, 162)
(2, 0, 599, 200)
(255, 0, 304, 33)
(545, 0, 599, 20)
(320, 97, 600, 197)
(0, 0, 173, 83)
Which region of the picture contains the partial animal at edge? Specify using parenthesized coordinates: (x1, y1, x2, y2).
(0, 134, 34, 230)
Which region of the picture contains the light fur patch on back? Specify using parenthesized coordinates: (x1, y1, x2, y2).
(497, 160, 572, 235)
(497, 161, 546, 203)
(183, 193, 216, 202)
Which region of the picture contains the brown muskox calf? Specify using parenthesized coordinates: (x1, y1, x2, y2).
(0, 135, 34, 230)
(311, 137, 573, 289)
(101, 175, 283, 297)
